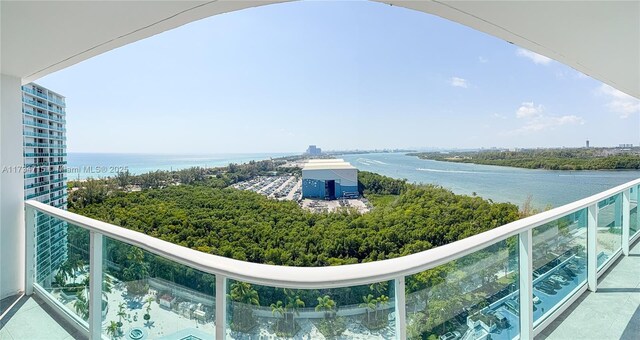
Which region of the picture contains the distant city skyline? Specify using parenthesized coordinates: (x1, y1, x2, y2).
(37, 1, 640, 154)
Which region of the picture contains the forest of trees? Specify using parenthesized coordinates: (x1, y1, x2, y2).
(63, 163, 523, 338)
(411, 148, 640, 170)
(69, 170, 519, 266)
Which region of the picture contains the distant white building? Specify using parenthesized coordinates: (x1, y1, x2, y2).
(306, 145, 322, 156)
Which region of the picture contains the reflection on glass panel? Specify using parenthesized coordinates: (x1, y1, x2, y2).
(405, 237, 519, 340)
(35, 212, 89, 322)
(226, 280, 395, 339)
(630, 185, 639, 237)
(597, 194, 623, 269)
(102, 237, 215, 339)
(532, 209, 587, 325)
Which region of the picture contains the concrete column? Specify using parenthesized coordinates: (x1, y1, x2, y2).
(0, 74, 25, 299)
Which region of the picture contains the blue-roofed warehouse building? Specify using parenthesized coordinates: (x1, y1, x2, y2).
(302, 159, 358, 200)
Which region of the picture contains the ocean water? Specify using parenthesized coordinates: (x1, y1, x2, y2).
(66, 152, 640, 209)
(66, 152, 295, 181)
(341, 153, 640, 208)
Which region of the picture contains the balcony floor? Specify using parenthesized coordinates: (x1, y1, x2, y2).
(538, 239, 640, 340)
(0, 294, 84, 340)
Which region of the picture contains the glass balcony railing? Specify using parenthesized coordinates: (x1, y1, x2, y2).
(23, 108, 67, 123)
(24, 178, 640, 340)
(25, 171, 50, 178)
(48, 106, 65, 115)
(23, 120, 50, 129)
(24, 142, 66, 148)
(22, 87, 48, 99)
(22, 97, 49, 110)
(26, 190, 51, 200)
(24, 181, 49, 190)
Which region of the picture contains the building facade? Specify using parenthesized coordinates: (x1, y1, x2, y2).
(306, 145, 322, 156)
(302, 159, 358, 199)
(22, 83, 68, 285)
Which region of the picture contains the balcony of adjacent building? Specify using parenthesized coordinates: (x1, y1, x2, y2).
(1, 179, 639, 340)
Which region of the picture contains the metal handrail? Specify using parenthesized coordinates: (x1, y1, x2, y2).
(24, 177, 640, 289)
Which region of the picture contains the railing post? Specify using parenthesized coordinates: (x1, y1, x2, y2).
(518, 229, 533, 339)
(89, 231, 103, 339)
(622, 189, 630, 256)
(587, 204, 598, 292)
(215, 275, 227, 339)
(394, 276, 407, 340)
(25, 204, 35, 296)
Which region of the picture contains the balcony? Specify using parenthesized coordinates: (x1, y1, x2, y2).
(22, 86, 48, 100)
(2, 179, 637, 339)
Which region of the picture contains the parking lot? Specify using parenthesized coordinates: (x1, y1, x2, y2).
(231, 176, 372, 213)
(301, 197, 371, 213)
(231, 175, 302, 201)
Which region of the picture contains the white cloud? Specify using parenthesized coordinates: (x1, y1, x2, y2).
(449, 77, 468, 88)
(478, 56, 488, 63)
(516, 48, 553, 65)
(509, 101, 584, 135)
(516, 102, 544, 118)
(598, 84, 640, 118)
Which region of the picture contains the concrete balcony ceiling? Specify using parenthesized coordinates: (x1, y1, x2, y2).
(0, 1, 638, 98)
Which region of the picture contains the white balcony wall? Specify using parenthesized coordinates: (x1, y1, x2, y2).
(1, 73, 26, 299)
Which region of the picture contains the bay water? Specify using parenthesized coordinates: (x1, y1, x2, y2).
(66, 152, 640, 209)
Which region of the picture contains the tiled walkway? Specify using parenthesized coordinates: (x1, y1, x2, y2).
(538, 240, 640, 340)
(0, 294, 83, 340)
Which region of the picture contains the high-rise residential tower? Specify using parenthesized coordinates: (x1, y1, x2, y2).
(22, 83, 68, 285)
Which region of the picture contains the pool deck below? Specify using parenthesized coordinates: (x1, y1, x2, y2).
(0, 294, 83, 340)
(537, 239, 640, 340)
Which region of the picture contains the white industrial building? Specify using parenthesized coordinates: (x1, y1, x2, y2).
(302, 159, 358, 199)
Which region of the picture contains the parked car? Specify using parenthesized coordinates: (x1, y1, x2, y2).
(533, 294, 541, 304)
(439, 331, 461, 340)
(550, 274, 569, 285)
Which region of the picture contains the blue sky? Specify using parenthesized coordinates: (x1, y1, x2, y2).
(38, 1, 640, 154)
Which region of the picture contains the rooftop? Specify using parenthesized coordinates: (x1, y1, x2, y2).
(303, 159, 357, 170)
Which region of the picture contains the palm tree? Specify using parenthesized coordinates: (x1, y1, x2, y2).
(359, 294, 377, 326)
(105, 321, 119, 339)
(315, 295, 336, 319)
(284, 289, 305, 335)
(116, 302, 127, 328)
(315, 295, 345, 337)
(143, 296, 154, 321)
(369, 282, 388, 296)
(74, 290, 89, 320)
(54, 271, 66, 288)
(228, 281, 259, 331)
(123, 248, 149, 296)
(376, 295, 390, 326)
(270, 300, 285, 319)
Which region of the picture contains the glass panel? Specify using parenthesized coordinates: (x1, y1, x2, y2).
(597, 193, 623, 270)
(35, 212, 89, 322)
(405, 237, 519, 340)
(630, 185, 639, 237)
(226, 279, 395, 339)
(102, 237, 215, 339)
(532, 209, 587, 325)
